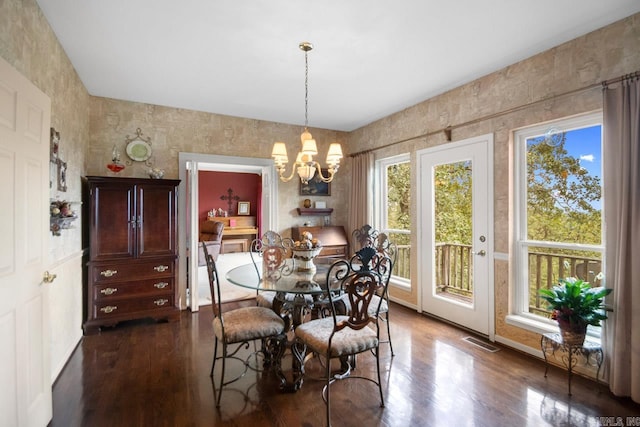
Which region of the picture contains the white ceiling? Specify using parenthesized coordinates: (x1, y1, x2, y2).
(36, 1, 640, 132)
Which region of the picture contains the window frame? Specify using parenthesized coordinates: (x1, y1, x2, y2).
(508, 111, 605, 337)
(374, 153, 411, 290)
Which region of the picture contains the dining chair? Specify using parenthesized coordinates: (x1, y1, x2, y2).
(294, 246, 393, 427)
(250, 230, 312, 309)
(351, 224, 397, 355)
(202, 242, 286, 408)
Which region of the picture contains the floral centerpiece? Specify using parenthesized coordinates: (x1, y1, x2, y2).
(539, 277, 612, 346)
(292, 231, 322, 272)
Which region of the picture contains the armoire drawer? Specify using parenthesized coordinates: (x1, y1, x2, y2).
(93, 278, 174, 301)
(89, 259, 175, 284)
(93, 295, 175, 319)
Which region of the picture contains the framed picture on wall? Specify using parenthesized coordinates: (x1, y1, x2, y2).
(237, 201, 250, 215)
(57, 159, 67, 192)
(50, 127, 60, 162)
(299, 170, 331, 196)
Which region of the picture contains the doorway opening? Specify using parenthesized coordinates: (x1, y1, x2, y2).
(178, 153, 279, 311)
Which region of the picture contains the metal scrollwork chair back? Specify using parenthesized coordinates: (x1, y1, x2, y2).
(350, 224, 397, 355)
(202, 242, 286, 407)
(294, 246, 393, 427)
(249, 230, 297, 308)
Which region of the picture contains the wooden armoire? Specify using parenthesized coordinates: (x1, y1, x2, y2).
(83, 176, 180, 334)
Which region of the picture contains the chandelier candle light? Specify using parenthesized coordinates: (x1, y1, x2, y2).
(272, 42, 343, 184)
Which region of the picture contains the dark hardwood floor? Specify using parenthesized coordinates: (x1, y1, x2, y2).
(50, 302, 639, 427)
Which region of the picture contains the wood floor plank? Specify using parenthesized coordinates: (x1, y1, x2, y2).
(50, 302, 639, 426)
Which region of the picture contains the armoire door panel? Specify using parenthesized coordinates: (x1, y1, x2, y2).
(91, 185, 135, 260)
(137, 184, 177, 258)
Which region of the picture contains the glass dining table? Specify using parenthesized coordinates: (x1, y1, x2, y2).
(225, 257, 346, 391)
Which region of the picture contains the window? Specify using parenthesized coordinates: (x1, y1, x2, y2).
(511, 112, 604, 335)
(375, 154, 411, 287)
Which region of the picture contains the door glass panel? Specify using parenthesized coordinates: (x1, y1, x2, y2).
(433, 160, 473, 305)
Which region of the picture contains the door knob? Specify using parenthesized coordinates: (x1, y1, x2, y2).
(473, 250, 486, 256)
(43, 271, 57, 283)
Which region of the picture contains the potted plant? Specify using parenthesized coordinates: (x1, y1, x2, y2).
(539, 277, 612, 346)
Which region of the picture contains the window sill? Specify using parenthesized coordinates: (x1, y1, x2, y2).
(505, 314, 602, 344)
(389, 277, 411, 292)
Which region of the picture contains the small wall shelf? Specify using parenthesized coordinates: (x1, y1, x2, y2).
(50, 200, 80, 236)
(297, 208, 333, 216)
(50, 215, 78, 235)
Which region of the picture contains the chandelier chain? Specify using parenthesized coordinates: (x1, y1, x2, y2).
(304, 50, 309, 129)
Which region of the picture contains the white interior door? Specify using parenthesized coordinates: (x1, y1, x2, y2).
(0, 57, 52, 426)
(418, 134, 493, 336)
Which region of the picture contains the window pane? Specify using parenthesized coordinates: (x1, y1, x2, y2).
(526, 125, 602, 245)
(386, 163, 411, 232)
(516, 113, 605, 334)
(434, 161, 473, 305)
(385, 161, 411, 280)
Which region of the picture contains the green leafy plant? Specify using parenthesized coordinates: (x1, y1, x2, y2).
(539, 277, 612, 331)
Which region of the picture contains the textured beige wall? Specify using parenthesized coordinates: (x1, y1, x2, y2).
(87, 97, 350, 234)
(348, 13, 640, 347)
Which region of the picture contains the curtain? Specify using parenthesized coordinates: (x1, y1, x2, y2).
(602, 75, 640, 403)
(348, 152, 374, 247)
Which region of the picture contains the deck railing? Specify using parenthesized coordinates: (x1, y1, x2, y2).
(527, 250, 601, 316)
(435, 243, 473, 297)
(391, 240, 601, 316)
(425, 244, 602, 315)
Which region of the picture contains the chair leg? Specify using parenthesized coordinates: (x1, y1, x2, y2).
(210, 337, 218, 377)
(216, 345, 226, 408)
(375, 347, 385, 408)
(385, 312, 394, 356)
(325, 357, 332, 427)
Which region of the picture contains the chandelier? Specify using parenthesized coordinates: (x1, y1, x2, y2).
(271, 42, 343, 184)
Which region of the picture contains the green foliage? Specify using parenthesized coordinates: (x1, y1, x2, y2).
(539, 277, 612, 327)
(434, 161, 472, 244)
(527, 134, 601, 245)
(386, 162, 411, 243)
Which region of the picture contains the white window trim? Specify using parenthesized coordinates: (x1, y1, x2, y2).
(510, 111, 604, 338)
(375, 153, 411, 290)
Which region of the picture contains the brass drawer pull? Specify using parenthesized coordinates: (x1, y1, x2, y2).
(154, 299, 169, 306)
(100, 269, 118, 277)
(154, 282, 169, 289)
(100, 306, 118, 314)
(153, 265, 169, 273)
(100, 287, 118, 295)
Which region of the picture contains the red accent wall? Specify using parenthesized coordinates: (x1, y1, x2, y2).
(198, 171, 261, 223)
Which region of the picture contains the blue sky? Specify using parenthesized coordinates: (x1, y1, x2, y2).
(560, 124, 602, 210)
(565, 125, 602, 179)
